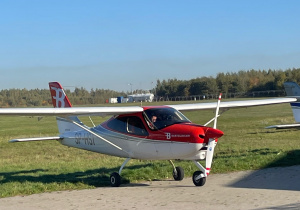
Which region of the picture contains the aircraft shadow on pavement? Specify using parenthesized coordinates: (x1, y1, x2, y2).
(228, 150, 300, 191)
(254, 202, 300, 210)
(0, 163, 153, 187)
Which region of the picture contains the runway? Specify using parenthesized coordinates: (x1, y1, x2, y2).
(1, 165, 300, 210)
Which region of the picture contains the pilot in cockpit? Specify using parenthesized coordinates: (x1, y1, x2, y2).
(151, 115, 157, 123)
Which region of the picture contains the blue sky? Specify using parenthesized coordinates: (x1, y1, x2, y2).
(1, 0, 299, 92)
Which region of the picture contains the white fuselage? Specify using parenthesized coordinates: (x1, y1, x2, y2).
(59, 125, 206, 160)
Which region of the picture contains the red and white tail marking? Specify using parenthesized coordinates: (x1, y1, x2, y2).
(49, 82, 72, 108)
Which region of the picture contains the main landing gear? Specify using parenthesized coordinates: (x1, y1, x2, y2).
(110, 172, 121, 187)
(110, 159, 187, 187)
(169, 160, 184, 181)
(171, 160, 206, 186)
(109, 159, 207, 187)
(110, 158, 131, 187)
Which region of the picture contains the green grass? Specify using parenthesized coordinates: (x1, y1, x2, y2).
(0, 100, 300, 197)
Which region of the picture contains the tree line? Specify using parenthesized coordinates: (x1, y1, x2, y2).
(0, 68, 299, 107)
(0, 88, 125, 107)
(155, 68, 300, 100)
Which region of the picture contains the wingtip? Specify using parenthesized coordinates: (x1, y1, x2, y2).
(9, 139, 19, 143)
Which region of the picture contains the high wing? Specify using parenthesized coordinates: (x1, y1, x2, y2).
(0, 98, 296, 117)
(169, 98, 297, 111)
(265, 124, 300, 129)
(0, 106, 143, 116)
(265, 82, 300, 130)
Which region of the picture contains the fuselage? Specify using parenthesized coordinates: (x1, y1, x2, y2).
(58, 106, 223, 160)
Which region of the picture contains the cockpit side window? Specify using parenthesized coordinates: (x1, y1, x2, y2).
(143, 112, 158, 130)
(107, 116, 148, 136)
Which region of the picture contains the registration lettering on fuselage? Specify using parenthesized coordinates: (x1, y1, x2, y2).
(75, 132, 95, 145)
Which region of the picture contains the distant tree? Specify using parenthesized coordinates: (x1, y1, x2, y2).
(1, 68, 300, 107)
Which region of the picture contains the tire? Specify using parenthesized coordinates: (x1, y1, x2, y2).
(192, 171, 206, 186)
(110, 172, 121, 187)
(173, 166, 184, 181)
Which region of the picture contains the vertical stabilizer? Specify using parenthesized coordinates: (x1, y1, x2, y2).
(284, 82, 300, 97)
(49, 82, 72, 108)
(49, 82, 84, 134)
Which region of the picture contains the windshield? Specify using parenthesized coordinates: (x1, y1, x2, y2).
(144, 107, 191, 130)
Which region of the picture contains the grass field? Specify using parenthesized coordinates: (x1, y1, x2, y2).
(0, 100, 300, 197)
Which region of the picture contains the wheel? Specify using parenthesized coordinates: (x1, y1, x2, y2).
(110, 172, 121, 187)
(173, 166, 184, 181)
(192, 171, 206, 186)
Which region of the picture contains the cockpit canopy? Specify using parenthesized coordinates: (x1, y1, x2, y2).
(144, 107, 191, 130)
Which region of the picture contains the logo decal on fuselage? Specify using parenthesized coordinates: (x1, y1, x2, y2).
(51, 87, 65, 107)
(166, 133, 171, 139)
(165, 132, 191, 140)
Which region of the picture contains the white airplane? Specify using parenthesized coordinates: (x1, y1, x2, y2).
(0, 82, 297, 187)
(266, 82, 300, 129)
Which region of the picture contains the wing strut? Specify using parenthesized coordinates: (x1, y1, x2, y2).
(205, 93, 222, 176)
(193, 93, 222, 183)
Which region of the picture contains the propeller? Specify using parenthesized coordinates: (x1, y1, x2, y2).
(205, 93, 222, 176)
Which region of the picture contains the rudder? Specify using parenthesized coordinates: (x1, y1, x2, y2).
(49, 82, 85, 134)
(49, 82, 72, 108)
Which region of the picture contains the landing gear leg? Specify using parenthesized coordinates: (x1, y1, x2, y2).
(110, 158, 131, 187)
(169, 160, 184, 181)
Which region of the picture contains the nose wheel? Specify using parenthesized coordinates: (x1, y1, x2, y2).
(192, 171, 206, 186)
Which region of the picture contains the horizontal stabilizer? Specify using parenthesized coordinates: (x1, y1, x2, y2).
(265, 124, 300, 129)
(10, 136, 62, 143)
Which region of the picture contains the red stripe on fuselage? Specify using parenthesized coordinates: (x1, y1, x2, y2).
(101, 107, 223, 144)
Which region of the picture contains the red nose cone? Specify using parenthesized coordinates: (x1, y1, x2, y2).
(206, 128, 224, 139)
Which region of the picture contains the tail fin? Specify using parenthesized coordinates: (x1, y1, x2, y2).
(49, 82, 84, 134)
(284, 82, 300, 97)
(284, 82, 300, 123)
(49, 82, 72, 108)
